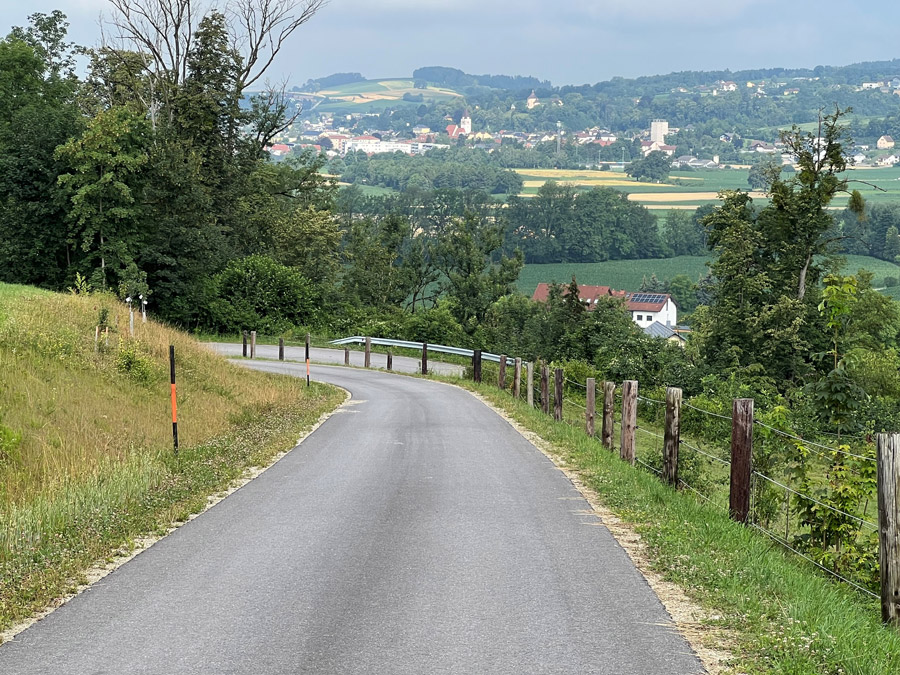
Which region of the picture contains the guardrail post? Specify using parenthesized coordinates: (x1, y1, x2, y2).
(279, 338, 284, 361)
(526, 362, 534, 407)
(364, 337, 371, 368)
(473, 350, 482, 383)
(586, 378, 596, 437)
(664, 387, 682, 487)
(498, 355, 507, 390)
(878, 433, 900, 625)
(387, 351, 393, 371)
(541, 364, 549, 415)
(729, 398, 754, 524)
(344, 347, 350, 366)
(250, 331, 256, 359)
(554, 368, 563, 421)
(513, 358, 522, 399)
(422, 342, 428, 375)
(620, 380, 637, 464)
(602, 382, 615, 450)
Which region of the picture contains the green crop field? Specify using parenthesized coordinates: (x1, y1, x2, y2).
(517, 254, 900, 296)
(309, 78, 462, 114)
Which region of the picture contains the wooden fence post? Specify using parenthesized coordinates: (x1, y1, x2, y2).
(250, 331, 256, 359)
(364, 337, 371, 368)
(586, 378, 596, 437)
(664, 387, 682, 487)
(279, 338, 285, 361)
(602, 382, 615, 450)
(554, 368, 563, 421)
(526, 362, 534, 407)
(513, 358, 522, 399)
(387, 351, 393, 371)
(620, 380, 637, 464)
(541, 364, 550, 415)
(344, 347, 350, 366)
(729, 398, 754, 524)
(473, 350, 482, 383)
(422, 342, 428, 375)
(242, 331, 248, 357)
(878, 433, 900, 625)
(498, 355, 507, 390)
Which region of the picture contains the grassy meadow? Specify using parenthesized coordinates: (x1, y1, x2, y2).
(310, 78, 462, 113)
(0, 284, 343, 635)
(517, 254, 900, 296)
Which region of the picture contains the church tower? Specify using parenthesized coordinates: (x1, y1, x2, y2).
(460, 109, 472, 135)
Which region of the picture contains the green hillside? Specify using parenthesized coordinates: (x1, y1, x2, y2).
(0, 284, 342, 636)
(518, 254, 900, 296)
(309, 78, 463, 114)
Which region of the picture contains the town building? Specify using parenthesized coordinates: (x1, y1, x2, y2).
(526, 90, 540, 109)
(877, 135, 895, 150)
(650, 119, 668, 144)
(531, 284, 678, 330)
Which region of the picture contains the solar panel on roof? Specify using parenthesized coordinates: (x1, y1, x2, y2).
(630, 293, 666, 304)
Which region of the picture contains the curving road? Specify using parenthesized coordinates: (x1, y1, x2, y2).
(0, 358, 702, 674)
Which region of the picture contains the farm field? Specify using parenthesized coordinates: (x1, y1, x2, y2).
(515, 166, 900, 210)
(309, 78, 462, 113)
(517, 254, 900, 296)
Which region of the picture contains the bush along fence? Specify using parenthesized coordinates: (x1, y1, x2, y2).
(328, 337, 898, 627)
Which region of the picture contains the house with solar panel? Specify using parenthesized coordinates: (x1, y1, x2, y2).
(531, 284, 680, 337)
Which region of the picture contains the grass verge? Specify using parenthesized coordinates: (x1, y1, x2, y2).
(0, 285, 344, 637)
(452, 377, 900, 674)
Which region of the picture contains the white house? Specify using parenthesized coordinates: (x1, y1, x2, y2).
(531, 284, 678, 329)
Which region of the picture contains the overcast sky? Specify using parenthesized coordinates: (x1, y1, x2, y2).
(3, 0, 899, 86)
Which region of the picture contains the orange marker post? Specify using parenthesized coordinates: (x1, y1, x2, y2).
(170, 345, 179, 453)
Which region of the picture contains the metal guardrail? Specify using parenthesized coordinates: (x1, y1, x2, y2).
(330, 336, 515, 365)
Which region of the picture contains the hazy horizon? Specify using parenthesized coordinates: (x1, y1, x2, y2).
(2, 0, 899, 87)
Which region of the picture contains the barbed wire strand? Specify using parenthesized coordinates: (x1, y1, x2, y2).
(753, 420, 875, 463)
(749, 523, 879, 599)
(679, 439, 731, 466)
(752, 471, 878, 530)
(682, 401, 733, 422)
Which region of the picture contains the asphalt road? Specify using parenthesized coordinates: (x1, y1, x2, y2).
(0, 359, 702, 674)
(206, 342, 465, 376)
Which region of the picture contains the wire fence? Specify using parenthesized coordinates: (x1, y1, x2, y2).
(486, 363, 884, 602)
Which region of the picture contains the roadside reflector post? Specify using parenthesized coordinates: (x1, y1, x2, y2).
(344, 347, 350, 366)
(422, 342, 428, 375)
(279, 338, 285, 361)
(305, 333, 311, 386)
(170, 345, 178, 454)
(387, 351, 393, 371)
(242, 331, 248, 357)
(473, 350, 482, 383)
(365, 337, 371, 368)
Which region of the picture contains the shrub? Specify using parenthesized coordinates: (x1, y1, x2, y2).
(884, 276, 898, 287)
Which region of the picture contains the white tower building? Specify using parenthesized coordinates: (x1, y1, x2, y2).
(650, 119, 669, 144)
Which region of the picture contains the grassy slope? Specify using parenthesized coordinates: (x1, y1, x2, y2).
(458, 379, 900, 674)
(0, 284, 343, 635)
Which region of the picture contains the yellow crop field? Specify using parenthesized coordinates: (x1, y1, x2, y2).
(627, 191, 767, 202)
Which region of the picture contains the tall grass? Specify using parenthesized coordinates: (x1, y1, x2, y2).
(0, 283, 343, 633)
